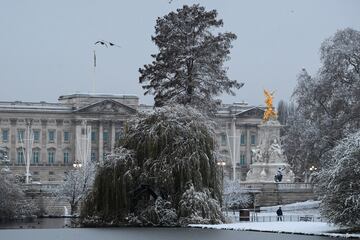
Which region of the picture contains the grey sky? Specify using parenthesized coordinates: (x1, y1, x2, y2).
(0, 0, 359, 106)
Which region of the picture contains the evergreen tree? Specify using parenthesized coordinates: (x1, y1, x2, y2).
(139, 4, 243, 112)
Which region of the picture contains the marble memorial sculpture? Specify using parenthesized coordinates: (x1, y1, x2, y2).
(246, 90, 294, 182)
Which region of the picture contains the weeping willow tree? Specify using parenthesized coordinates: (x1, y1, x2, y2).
(81, 105, 224, 226)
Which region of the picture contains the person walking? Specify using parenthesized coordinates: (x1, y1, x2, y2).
(276, 207, 283, 221)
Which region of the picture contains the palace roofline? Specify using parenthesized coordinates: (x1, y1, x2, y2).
(0, 94, 265, 115)
(58, 93, 139, 101)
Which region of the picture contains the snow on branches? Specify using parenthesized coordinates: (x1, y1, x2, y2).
(223, 179, 251, 210)
(139, 4, 243, 112)
(282, 28, 360, 180)
(81, 105, 224, 226)
(317, 130, 360, 229)
(0, 171, 39, 219)
(56, 162, 96, 215)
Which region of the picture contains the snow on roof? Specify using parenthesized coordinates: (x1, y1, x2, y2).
(0, 101, 72, 112)
(58, 93, 139, 100)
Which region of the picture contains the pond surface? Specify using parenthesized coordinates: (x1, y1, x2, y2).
(0, 217, 73, 229)
(0, 225, 346, 240)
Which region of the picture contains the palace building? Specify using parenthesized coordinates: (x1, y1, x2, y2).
(0, 94, 264, 183)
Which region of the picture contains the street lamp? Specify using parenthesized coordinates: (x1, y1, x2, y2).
(73, 162, 82, 168)
(308, 165, 317, 183)
(217, 160, 226, 183)
(309, 166, 317, 172)
(217, 160, 226, 167)
(217, 160, 226, 212)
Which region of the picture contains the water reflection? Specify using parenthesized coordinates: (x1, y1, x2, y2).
(0, 227, 346, 240)
(0, 219, 346, 240)
(0, 217, 76, 229)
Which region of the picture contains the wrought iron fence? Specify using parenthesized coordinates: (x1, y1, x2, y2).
(225, 212, 325, 222)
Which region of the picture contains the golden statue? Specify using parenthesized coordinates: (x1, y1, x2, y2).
(263, 89, 277, 122)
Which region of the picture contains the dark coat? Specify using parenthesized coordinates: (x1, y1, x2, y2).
(276, 208, 283, 216)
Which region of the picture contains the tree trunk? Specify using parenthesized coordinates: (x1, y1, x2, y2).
(70, 203, 78, 215)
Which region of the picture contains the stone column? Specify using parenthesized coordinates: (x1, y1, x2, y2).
(98, 121, 103, 163)
(231, 117, 236, 181)
(74, 120, 82, 165)
(246, 128, 251, 164)
(10, 118, 17, 164)
(41, 119, 47, 165)
(111, 121, 115, 153)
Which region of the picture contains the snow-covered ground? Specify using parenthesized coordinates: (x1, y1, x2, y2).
(260, 200, 320, 211)
(191, 201, 360, 238)
(224, 200, 322, 223)
(190, 222, 360, 238)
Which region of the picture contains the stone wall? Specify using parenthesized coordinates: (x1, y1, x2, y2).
(241, 182, 316, 207)
(24, 184, 71, 216)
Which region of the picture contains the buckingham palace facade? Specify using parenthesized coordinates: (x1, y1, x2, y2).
(0, 93, 264, 182)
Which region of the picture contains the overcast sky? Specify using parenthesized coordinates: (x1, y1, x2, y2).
(0, 0, 359, 106)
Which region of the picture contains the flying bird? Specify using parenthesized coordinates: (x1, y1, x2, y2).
(108, 41, 121, 48)
(94, 40, 108, 47)
(95, 40, 121, 48)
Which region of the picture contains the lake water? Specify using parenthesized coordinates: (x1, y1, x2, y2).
(0, 219, 346, 240)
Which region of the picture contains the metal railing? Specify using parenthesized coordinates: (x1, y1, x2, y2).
(240, 182, 313, 190)
(225, 212, 325, 222)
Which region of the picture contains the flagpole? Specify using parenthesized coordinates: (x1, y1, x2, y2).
(92, 50, 96, 93)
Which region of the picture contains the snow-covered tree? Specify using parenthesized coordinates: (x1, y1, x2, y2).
(282, 28, 360, 180)
(277, 100, 295, 127)
(282, 109, 321, 179)
(81, 105, 223, 226)
(81, 147, 138, 222)
(57, 162, 96, 215)
(223, 179, 251, 210)
(0, 150, 38, 219)
(316, 130, 360, 228)
(178, 182, 224, 225)
(139, 4, 243, 112)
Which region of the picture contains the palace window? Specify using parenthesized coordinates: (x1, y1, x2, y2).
(91, 151, 96, 162)
(48, 150, 55, 164)
(2, 129, 9, 143)
(63, 151, 69, 164)
(33, 130, 40, 143)
(240, 133, 247, 145)
(32, 149, 40, 164)
(115, 131, 122, 141)
(17, 129, 25, 143)
(17, 149, 24, 164)
(251, 134, 256, 145)
(103, 131, 109, 142)
(220, 134, 227, 146)
(48, 130, 55, 143)
(63, 131, 70, 143)
(91, 131, 96, 143)
(240, 153, 246, 165)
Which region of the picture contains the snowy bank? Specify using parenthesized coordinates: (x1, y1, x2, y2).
(190, 222, 360, 238)
(260, 200, 320, 212)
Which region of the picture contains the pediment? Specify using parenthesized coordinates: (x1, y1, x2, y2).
(74, 100, 137, 115)
(236, 107, 265, 118)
